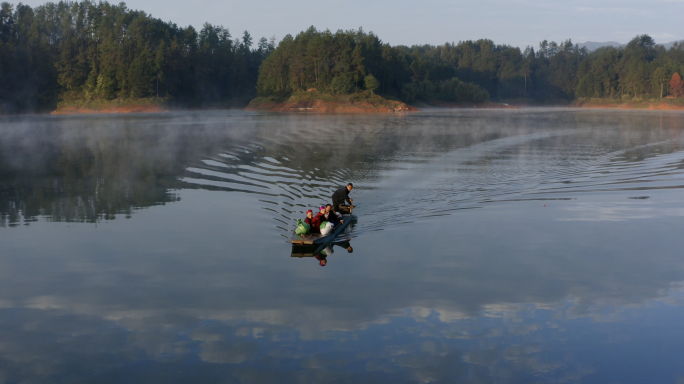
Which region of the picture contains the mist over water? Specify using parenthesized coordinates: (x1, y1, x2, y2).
(1, 109, 684, 383)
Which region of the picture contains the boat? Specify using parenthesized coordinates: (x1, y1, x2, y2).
(290, 206, 354, 245)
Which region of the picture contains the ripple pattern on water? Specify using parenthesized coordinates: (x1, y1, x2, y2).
(176, 111, 684, 239)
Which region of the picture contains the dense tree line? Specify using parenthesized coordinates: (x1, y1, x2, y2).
(0, 1, 273, 113)
(3, 2, 684, 113)
(575, 35, 684, 99)
(257, 28, 684, 104)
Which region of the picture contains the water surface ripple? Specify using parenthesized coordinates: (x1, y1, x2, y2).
(1, 109, 684, 383)
(175, 110, 684, 237)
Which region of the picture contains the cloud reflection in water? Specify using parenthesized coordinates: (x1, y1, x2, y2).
(1, 110, 684, 383)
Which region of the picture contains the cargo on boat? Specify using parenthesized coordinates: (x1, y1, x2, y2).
(290, 206, 354, 245)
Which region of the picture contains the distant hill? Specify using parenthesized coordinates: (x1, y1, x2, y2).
(578, 40, 683, 51)
(660, 40, 684, 50)
(578, 41, 622, 51)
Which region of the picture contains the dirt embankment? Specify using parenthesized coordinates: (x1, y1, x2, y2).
(245, 97, 417, 113)
(571, 98, 684, 111)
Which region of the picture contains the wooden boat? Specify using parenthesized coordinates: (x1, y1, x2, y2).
(290, 206, 354, 245)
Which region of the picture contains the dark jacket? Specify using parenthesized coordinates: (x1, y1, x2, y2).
(332, 187, 351, 205)
(325, 211, 340, 225)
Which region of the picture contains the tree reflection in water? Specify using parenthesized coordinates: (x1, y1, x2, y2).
(1, 110, 684, 383)
(0, 118, 183, 226)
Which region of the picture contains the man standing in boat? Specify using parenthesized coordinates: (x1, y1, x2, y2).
(332, 183, 353, 212)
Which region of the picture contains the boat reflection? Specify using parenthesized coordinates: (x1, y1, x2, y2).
(291, 239, 354, 266)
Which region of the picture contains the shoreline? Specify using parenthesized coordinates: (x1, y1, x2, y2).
(25, 99, 684, 116)
(569, 98, 684, 111)
(50, 97, 170, 115)
(245, 94, 417, 113)
(413, 101, 519, 109)
(51, 105, 168, 115)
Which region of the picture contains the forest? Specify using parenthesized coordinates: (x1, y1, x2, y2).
(257, 28, 684, 105)
(0, 0, 272, 112)
(1, 1, 684, 113)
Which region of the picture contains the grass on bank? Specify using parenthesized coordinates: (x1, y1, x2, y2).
(248, 89, 405, 107)
(55, 97, 168, 111)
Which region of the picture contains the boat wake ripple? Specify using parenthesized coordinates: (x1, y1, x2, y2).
(177, 112, 684, 239)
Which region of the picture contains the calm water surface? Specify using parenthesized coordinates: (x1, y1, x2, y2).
(1, 109, 684, 383)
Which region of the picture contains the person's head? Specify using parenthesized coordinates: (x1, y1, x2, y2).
(306, 209, 313, 218)
(346, 183, 353, 191)
(347, 246, 353, 253)
(325, 204, 332, 213)
(320, 259, 327, 266)
(319, 206, 326, 213)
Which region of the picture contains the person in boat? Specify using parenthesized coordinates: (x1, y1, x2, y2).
(303, 209, 319, 234)
(332, 183, 353, 212)
(310, 206, 326, 233)
(324, 204, 343, 227)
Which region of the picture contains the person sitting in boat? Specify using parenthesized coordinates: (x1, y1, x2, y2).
(303, 209, 319, 234)
(324, 204, 343, 227)
(332, 183, 353, 212)
(310, 206, 326, 233)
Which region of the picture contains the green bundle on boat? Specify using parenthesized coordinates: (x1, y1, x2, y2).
(295, 219, 310, 235)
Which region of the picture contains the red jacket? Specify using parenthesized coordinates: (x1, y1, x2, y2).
(309, 213, 324, 233)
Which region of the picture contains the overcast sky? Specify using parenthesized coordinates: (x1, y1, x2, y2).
(21, 0, 683, 48)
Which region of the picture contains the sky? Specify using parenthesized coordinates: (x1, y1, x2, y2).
(20, 0, 684, 48)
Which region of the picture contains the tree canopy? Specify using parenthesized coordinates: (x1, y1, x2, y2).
(0, 0, 273, 112)
(256, 28, 684, 105)
(2, 4, 684, 114)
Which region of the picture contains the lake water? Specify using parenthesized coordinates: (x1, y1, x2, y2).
(1, 109, 684, 383)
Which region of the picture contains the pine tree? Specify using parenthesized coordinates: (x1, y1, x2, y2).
(653, 68, 668, 98)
